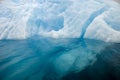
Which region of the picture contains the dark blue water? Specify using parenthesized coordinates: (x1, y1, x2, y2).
(0, 37, 120, 80)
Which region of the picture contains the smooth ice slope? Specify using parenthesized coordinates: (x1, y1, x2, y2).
(0, 0, 120, 42)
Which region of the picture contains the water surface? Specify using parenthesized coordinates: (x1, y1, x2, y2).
(0, 38, 120, 80)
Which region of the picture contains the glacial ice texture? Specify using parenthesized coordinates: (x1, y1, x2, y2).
(0, 38, 109, 80)
(0, 0, 120, 42)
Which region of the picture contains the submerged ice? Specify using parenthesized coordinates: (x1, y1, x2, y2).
(0, 0, 120, 42)
(0, 38, 108, 80)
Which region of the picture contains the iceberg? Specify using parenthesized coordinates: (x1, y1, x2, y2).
(0, 38, 109, 80)
(0, 0, 120, 42)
